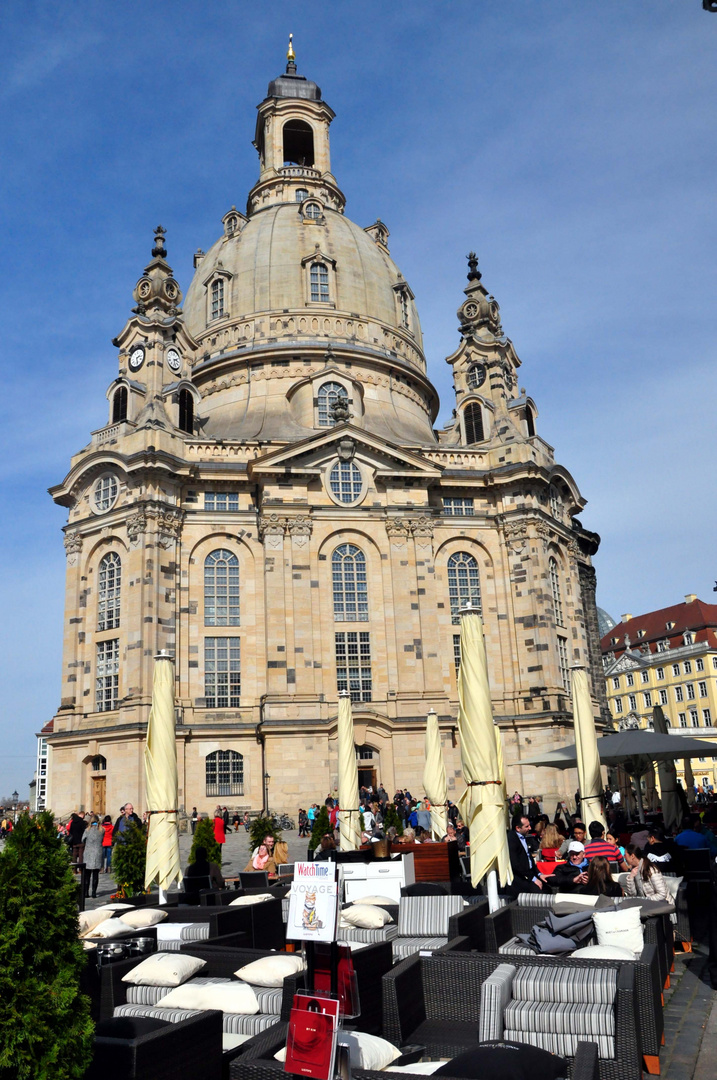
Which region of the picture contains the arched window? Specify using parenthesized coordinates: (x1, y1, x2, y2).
(205, 749, 244, 796)
(526, 406, 536, 438)
(447, 552, 482, 624)
(549, 557, 564, 626)
(463, 402, 484, 444)
(91, 755, 107, 771)
(204, 549, 240, 626)
(98, 552, 121, 630)
(295, 188, 309, 202)
(283, 120, 314, 166)
(211, 278, 224, 319)
(178, 389, 194, 434)
(112, 386, 128, 423)
(310, 263, 330, 302)
(398, 288, 409, 329)
(317, 382, 348, 426)
(549, 485, 561, 519)
(332, 544, 368, 622)
(329, 461, 363, 504)
(467, 363, 486, 390)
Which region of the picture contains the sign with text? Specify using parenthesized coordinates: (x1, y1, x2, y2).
(287, 861, 338, 943)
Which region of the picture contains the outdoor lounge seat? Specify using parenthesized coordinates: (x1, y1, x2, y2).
(86, 1010, 223, 1080)
(390, 894, 487, 961)
(381, 950, 641, 1080)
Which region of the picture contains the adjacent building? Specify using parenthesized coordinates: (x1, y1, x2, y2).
(42, 46, 605, 818)
(601, 595, 717, 791)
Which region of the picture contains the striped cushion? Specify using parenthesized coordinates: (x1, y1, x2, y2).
(156, 939, 184, 952)
(513, 966, 617, 1005)
(247, 986, 283, 1015)
(498, 937, 537, 956)
(113, 1004, 277, 1035)
(282, 898, 290, 924)
(505, 1001, 614, 1037)
(397, 896, 464, 937)
(504, 1029, 615, 1060)
(478, 964, 515, 1043)
(517, 893, 553, 908)
(392, 937, 448, 961)
(337, 924, 398, 944)
(180, 923, 210, 941)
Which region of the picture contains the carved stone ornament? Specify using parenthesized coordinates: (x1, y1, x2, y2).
(154, 508, 184, 549)
(64, 531, 83, 565)
(385, 516, 434, 545)
(385, 517, 411, 539)
(502, 520, 528, 554)
(535, 521, 552, 551)
(336, 435, 356, 461)
(258, 514, 313, 548)
(568, 538, 582, 561)
(126, 510, 147, 545)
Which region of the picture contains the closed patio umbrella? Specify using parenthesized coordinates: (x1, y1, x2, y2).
(144, 652, 182, 897)
(652, 706, 679, 832)
(455, 605, 512, 908)
(337, 690, 361, 851)
(423, 709, 447, 840)
(571, 666, 606, 833)
(683, 756, 696, 806)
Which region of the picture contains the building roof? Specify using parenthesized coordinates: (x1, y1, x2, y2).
(600, 597, 717, 658)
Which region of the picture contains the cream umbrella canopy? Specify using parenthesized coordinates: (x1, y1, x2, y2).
(337, 690, 361, 851)
(423, 709, 447, 840)
(144, 652, 182, 897)
(456, 606, 512, 907)
(571, 666, 606, 833)
(683, 756, 696, 806)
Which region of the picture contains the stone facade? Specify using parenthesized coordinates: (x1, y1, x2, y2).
(43, 50, 606, 818)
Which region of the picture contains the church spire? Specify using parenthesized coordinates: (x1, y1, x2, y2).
(132, 225, 182, 317)
(286, 33, 296, 74)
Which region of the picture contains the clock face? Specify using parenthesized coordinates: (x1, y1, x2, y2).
(128, 345, 145, 372)
(166, 347, 182, 373)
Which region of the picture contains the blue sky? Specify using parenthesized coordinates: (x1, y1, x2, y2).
(1, 1, 715, 798)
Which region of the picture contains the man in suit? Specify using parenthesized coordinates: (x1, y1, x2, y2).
(507, 815, 551, 895)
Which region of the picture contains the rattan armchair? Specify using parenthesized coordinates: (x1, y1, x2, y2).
(86, 1010, 223, 1080)
(381, 951, 641, 1080)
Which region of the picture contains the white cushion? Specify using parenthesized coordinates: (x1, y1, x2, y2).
(82, 941, 97, 951)
(352, 895, 395, 907)
(234, 954, 305, 987)
(223, 1034, 252, 1051)
(593, 906, 644, 957)
(118, 908, 168, 929)
(572, 944, 636, 960)
(229, 893, 275, 907)
(78, 908, 113, 936)
(121, 952, 207, 988)
(663, 875, 683, 901)
(386, 1064, 448, 1075)
(553, 892, 599, 908)
(95, 902, 135, 911)
(341, 905, 393, 929)
(155, 924, 185, 942)
(88, 918, 137, 939)
(276, 1034, 401, 1072)
(156, 981, 259, 1014)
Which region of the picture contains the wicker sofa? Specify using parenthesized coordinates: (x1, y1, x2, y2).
(381, 950, 642, 1080)
(85, 1010, 224, 1080)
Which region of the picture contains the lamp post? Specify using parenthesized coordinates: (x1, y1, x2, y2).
(12, 791, 19, 823)
(263, 773, 270, 816)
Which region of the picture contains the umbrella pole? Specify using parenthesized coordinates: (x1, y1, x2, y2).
(485, 869, 500, 914)
(634, 775, 645, 824)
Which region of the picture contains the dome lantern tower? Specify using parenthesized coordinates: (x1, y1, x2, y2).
(249, 37, 346, 216)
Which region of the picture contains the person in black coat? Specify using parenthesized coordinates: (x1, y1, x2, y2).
(112, 803, 142, 840)
(550, 842, 589, 891)
(507, 816, 551, 895)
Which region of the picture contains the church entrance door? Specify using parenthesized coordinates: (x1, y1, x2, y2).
(357, 767, 376, 792)
(91, 777, 106, 817)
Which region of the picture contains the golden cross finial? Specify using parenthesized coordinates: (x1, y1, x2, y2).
(287, 33, 295, 63)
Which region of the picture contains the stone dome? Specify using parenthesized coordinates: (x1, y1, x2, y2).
(183, 202, 424, 367)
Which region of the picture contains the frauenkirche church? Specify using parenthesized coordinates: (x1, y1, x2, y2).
(43, 44, 607, 818)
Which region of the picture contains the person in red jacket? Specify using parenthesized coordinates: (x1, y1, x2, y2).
(101, 814, 114, 873)
(213, 809, 226, 846)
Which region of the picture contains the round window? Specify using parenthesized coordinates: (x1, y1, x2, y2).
(328, 460, 363, 504)
(93, 474, 119, 514)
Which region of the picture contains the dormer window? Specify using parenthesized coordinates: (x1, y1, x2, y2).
(310, 263, 330, 302)
(112, 386, 128, 423)
(463, 402, 485, 444)
(526, 405, 536, 438)
(317, 382, 348, 426)
(295, 188, 309, 202)
(211, 279, 225, 319)
(303, 202, 322, 220)
(684, 631, 694, 646)
(399, 290, 409, 329)
(666, 621, 675, 631)
(637, 629, 646, 638)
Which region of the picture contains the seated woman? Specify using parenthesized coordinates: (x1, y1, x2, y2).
(314, 834, 337, 860)
(551, 841, 589, 890)
(244, 843, 277, 876)
(538, 823, 563, 861)
(578, 855, 623, 897)
(623, 843, 670, 901)
(185, 845, 224, 890)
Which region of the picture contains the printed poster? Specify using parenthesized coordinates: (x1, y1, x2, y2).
(287, 861, 338, 943)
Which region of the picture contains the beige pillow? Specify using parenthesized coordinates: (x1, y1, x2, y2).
(121, 953, 206, 988)
(229, 893, 275, 907)
(345, 1032, 402, 1070)
(351, 895, 395, 907)
(341, 904, 392, 929)
(663, 875, 683, 901)
(593, 906, 644, 957)
(571, 944, 635, 960)
(118, 908, 168, 929)
(553, 892, 598, 908)
(223, 1034, 252, 1051)
(157, 981, 259, 1014)
(78, 908, 113, 936)
(235, 954, 305, 987)
(88, 918, 137, 940)
(95, 902, 135, 911)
